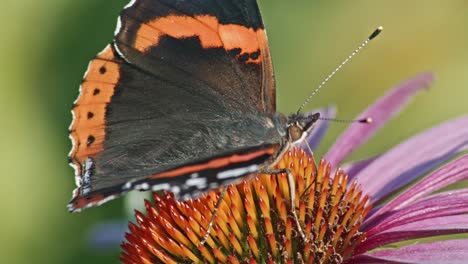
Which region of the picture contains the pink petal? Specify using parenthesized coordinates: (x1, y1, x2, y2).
(421, 187, 468, 201)
(302, 106, 336, 151)
(355, 115, 468, 203)
(357, 215, 468, 253)
(364, 155, 468, 227)
(365, 189, 468, 237)
(344, 255, 404, 264)
(325, 72, 434, 167)
(341, 156, 379, 181)
(362, 239, 468, 264)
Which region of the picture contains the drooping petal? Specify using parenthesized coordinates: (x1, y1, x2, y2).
(359, 239, 468, 264)
(325, 72, 434, 167)
(364, 155, 468, 227)
(302, 106, 336, 151)
(341, 156, 379, 181)
(365, 189, 468, 237)
(357, 214, 468, 253)
(355, 115, 468, 203)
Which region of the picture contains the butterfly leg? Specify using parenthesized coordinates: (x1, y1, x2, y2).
(200, 185, 228, 245)
(261, 168, 308, 242)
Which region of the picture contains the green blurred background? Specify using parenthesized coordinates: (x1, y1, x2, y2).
(2, 0, 467, 263)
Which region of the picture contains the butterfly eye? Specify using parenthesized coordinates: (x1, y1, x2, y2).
(288, 123, 304, 142)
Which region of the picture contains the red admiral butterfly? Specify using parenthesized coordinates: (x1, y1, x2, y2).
(68, 0, 379, 212)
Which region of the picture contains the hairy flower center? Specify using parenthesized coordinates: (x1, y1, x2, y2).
(121, 149, 371, 264)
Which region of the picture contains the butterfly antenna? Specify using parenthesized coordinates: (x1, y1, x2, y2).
(319, 117, 373, 123)
(296, 26, 383, 114)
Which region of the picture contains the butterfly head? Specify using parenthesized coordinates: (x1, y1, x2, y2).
(287, 112, 320, 144)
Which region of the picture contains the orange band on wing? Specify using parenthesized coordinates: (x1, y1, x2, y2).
(69, 45, 121, 175)
(134, 15, 263, 63)
(150, 146, 276, 179)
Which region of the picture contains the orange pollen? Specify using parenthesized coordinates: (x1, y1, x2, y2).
(121, 148, 372, 264)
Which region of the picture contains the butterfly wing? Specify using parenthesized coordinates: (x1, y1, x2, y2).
(68, 0, 281, 211)
(115, 0, 276, 113)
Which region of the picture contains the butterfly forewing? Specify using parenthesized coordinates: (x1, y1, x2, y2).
(68, 0, 282, 211)
(115, 0, 276, 113)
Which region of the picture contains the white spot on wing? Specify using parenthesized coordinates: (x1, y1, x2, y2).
(71, 187, 80, 199)
(68, 109, 76, 132)
(67, 193, 121, 213)
(135, 183, 150, 190)
(82, 187, 91, 196)
(96, 194, 119, 206)
(124, 0, 137, 9)
(113, 43, 129, 63)
(114, 16, 122, 36)
(152, 183, 171, 191)
(82, 60, 93, 79)
(68, 54, 96, 177)
(68, 60, 92, 167)
(123, 182, 132, 190)
(217, 164, 259, 180)
(68, 204, 81, 213)
(185, 177, 207, 189)
(171, 186, 181, 195)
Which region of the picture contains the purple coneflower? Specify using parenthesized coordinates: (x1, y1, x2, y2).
(121, 72, 468, 263)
